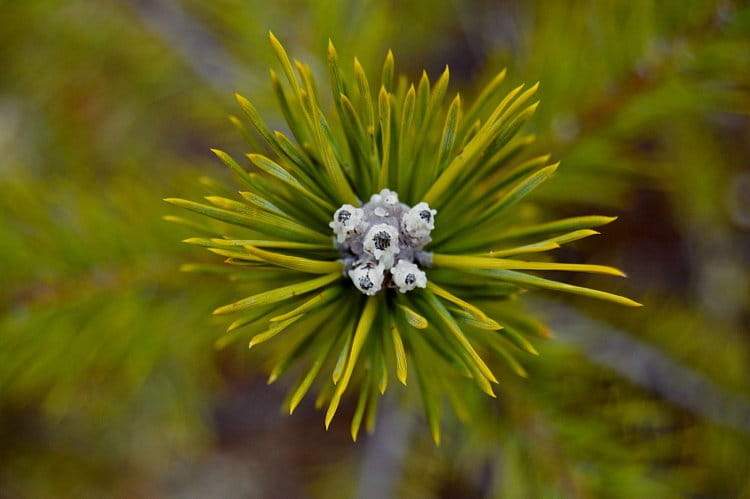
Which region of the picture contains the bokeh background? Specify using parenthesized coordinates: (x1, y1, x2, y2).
(1, 0, 749, 497)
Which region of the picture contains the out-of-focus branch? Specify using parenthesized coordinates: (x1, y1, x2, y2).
(126, 0, 259, 93)
(536, 299, 750, 435)
(355, 399, 415, 499)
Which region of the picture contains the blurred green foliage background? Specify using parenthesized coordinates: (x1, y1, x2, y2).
(1, 0, 749, 497)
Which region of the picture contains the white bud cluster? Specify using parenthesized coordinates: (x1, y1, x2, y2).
(330, 204, 367, 243)
(402, 202, 437, 242)
(391, 260, 427, 293)
(348, 261, 385, 296)
(363, 224, 400, 268)
(330, 189, 436, 295)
